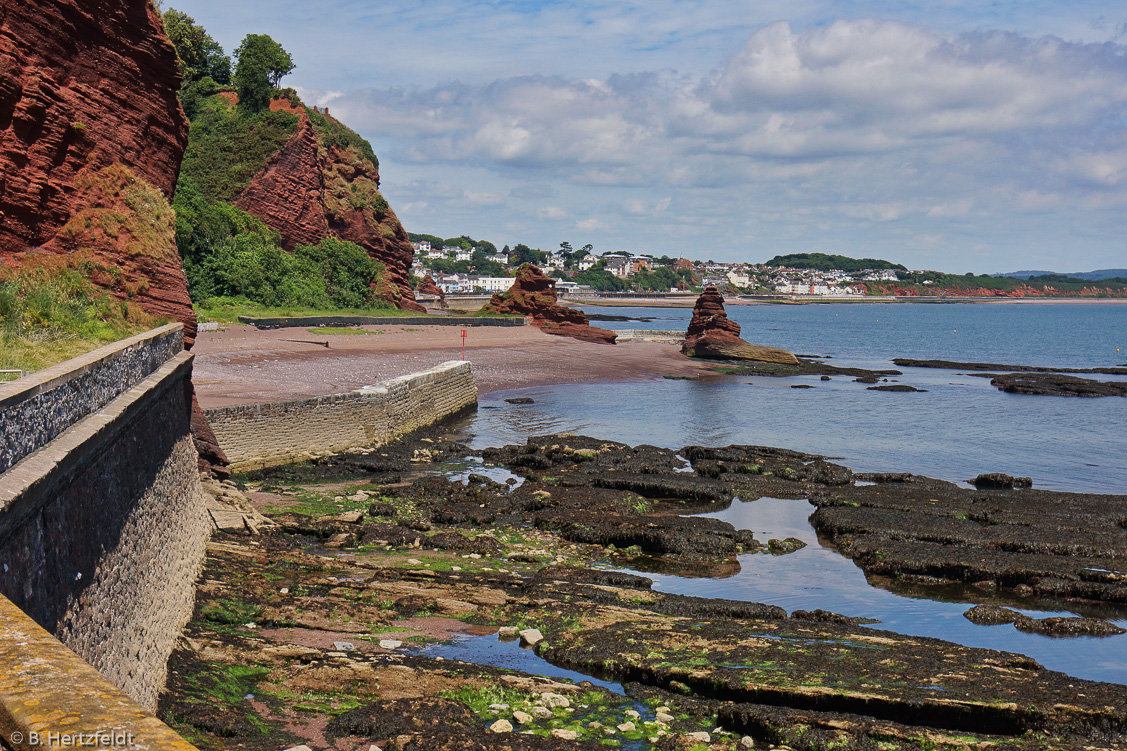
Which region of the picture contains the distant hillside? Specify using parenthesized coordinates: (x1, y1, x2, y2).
(999, 269, 1127, 281)
(764, 253, 906, 272)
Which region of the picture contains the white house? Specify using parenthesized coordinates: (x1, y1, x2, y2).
(412, 241, 432, 253)
(577, 254, 598, 271)
(727, 270, 752, 287)
(454, 249, 473, 262)
(468, 276, 515, 293)
(426, 249, 445, 260)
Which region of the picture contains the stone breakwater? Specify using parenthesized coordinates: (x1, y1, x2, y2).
(0, 325, 208, 711)
(204, 361, 478, 471)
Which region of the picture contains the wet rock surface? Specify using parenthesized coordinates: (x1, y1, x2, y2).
(810, 474, 1127, 605)
(990, 372, 1127, 397)
(160, 430, 1127, 751)
(893, 359, 1127, 376)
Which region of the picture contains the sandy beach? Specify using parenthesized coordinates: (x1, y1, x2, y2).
(192, 322, 708, 407)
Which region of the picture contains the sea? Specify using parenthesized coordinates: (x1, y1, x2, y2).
(449, 301, 1127, 685)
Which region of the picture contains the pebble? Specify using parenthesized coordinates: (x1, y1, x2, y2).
(488, 704, 510, 712)
(530, 706, 552, 719)
(406, 558, 422, 565)
(498, 626, 519, 637)
(685, 731, 711, 743)
(625, 709, 640, 719)
(655, 712, 674, 723)
(283, 746, 313, 751)
(489, 720, 513, 733)
(740, 737, 755, 749)
(617, 722, 636, 732)
(378, 639, 403, 649)
(512, 711, 532, 725)
(278, 587, 289, 594)
(519, 628, 545, 646)
(331, 641, 355, 651)
(539, 691, 569, 708)
(550, 730, 579, 740)
(451, 566, 462, 571)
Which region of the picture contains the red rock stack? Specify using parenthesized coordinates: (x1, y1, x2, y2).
(478, 264, 616, 345)
(681, 287, 798, 363)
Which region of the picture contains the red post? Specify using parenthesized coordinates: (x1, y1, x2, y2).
(461, 329, 466, 360)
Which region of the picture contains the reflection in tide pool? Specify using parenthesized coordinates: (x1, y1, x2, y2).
(612, 497, 1127, 686)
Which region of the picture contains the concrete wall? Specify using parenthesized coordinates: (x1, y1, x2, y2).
(206, 360, 478, 471)
(0, 325, 208, 712)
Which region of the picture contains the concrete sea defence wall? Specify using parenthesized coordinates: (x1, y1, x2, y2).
(205, 360, 479, 471)
(0, 325, 209, 714)
(615, 329, 686, 344)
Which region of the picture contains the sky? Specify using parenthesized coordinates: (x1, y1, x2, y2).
(169, 1, 1127, 273)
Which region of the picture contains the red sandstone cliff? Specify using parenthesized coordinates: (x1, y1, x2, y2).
(417, 275, 446, 307)
(0, 0, 197, 338)
(235, 111, 425, 313)
(682, 287, 797, 363)
(479, 264, 617, 345)
(0, 0, 228, 474)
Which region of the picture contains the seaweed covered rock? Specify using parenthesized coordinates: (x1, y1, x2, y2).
(681, 288, 797, 363)
(479, 264, 616, 344)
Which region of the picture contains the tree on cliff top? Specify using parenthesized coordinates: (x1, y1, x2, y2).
(233, 34, 295, 111)
(163, 9, 231, 85)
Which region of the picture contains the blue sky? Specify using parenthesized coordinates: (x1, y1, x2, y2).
(170, 1, 1127, 272)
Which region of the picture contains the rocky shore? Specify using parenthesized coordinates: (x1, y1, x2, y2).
(160, 431, 1127, 751)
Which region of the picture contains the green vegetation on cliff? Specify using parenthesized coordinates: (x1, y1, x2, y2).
(0, 267, 155, 373)
(765, 253, 907, 272)
(164, 10, 405, 317)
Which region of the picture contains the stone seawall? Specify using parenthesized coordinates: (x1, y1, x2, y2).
(0, 324, 184, 473)
(205, 361, 478, 471)
(0, 326, 208, 712)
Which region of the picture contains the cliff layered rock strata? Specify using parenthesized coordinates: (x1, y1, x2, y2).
(236, 112, 425, 313)
(478, 264, 616, 345)
(0, 0, 228, 475)
(0, 0, 194, 335)
(682, 287, 797, 363)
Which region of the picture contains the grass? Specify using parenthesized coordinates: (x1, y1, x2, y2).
(0, 265, 158, 374)
(305, 327, 373, 335)
(194, 297, 418, 324)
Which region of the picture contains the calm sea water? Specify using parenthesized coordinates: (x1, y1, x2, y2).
(447, 302, 1127, 685)
(464, 302, 1127, 494)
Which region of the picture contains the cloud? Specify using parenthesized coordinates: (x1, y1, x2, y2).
(339, 18, 1127, 269)
(536, 206, 569, 221)
(576, 218, 613, 232)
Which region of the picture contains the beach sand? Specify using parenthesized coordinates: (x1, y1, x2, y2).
(192, 322, 708, 407)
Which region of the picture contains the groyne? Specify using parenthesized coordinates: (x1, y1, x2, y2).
(205, 360, 478, 471)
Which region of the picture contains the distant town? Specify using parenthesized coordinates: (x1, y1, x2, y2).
(408, 234, 1127, 298)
